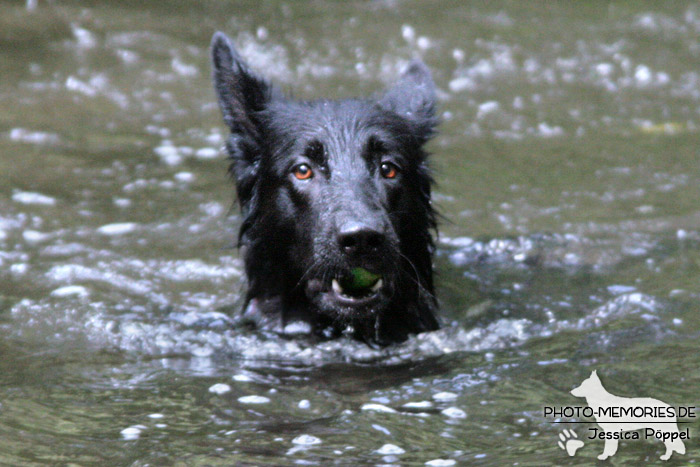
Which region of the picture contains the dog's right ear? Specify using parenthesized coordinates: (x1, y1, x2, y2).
(212, 32, 275, 219)
(211, 31, 272, 138)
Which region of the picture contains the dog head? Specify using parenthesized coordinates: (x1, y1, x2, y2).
(211, 32, 439, 343)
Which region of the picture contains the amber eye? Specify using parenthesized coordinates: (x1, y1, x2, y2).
(380, 162, 398, 179)
(293, 163, 313, 180)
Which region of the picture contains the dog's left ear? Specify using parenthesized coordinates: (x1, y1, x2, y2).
(379, 60, 437, 135)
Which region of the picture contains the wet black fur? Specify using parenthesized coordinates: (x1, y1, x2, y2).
(211, 32, 440, 345)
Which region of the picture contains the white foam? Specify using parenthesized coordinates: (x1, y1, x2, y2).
(425, 460, 456, 466)
(9, 128, 60, 145)
(171, 58, 198, 77)
(204, 131, 223, 145)
(23, 230, 51, 244)
(208, 383, 231, 395)
(115, 49, 139, 64)
(256, 26, 269, 41)
(65, 76, 97, 97)
(174, 172, 194, 183)
(596, 62, 614, 77)
(417, 36, 431, 50)
(403, 401, 433, 409)
(283, 321, 312, 335)
(156, 259, 239, 281)
(477, 101, 500, 119)
(292, 434, 322, 446)
(120, 425, 146, 440)
(72, 25, 96, 48)
(195, 147, 219, 159)
(375, 444, 405, 455)
(238, 395, 270, 404)
(46, 263, 155, 298)
(51, 286, 89, 298)
(10, 263, 28, 275)
(97, 223, 137, 236)
(12, 191, 56, 206)
(441, 407, 467, 419)
(634, 64, 652, 85)
(607, 285, 637, 295)
(298, 399, 311, 409)
(198, 202, 224, 217)
(361, 403, 396, 413)
(432, 392, 458, 402)
(372, 424, 390, 436)
(448, 77, 474, 93)
(537, 122, 564, 137)
(154, 144, 183, 166)
(401, 24, 416, 42)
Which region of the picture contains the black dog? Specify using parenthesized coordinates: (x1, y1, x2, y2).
(211, 32, 439, 345)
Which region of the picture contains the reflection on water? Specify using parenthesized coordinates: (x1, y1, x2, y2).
(1, 0, 699, 464)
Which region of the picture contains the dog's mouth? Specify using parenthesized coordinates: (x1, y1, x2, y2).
(332, 268, 384, 304)
(309, 267, 386, 307)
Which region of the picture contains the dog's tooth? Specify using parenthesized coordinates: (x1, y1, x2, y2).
(332, 279, 344, 294)
(370, 278, 383, 292)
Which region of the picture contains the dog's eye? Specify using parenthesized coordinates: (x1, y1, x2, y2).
(293, 163, 314, 180)
(380, 162, 399, 179)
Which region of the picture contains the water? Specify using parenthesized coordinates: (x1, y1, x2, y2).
(1, 0, 699, 464)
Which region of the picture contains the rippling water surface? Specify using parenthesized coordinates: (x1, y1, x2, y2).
(1, 1, 699, 464)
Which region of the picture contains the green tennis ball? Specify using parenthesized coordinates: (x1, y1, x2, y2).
(345, 267, 381, 290)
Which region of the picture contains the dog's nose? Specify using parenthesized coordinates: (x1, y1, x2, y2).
(337, 222, 385, 257)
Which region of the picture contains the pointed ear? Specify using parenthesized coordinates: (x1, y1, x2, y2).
(211, 31, 273, 137)
(591, 370, 598, 378)
(211, 32, 274, 213)
(379, 59, 437, 128)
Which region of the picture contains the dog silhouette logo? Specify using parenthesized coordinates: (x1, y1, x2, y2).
(570, 370, 686, 461)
